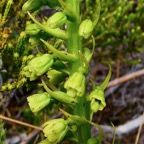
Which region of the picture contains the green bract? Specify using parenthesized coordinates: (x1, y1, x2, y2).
(43, 118, 68, 143)
(53, 91, 77, 105)
(25, 23, 40, 35)
(79, 19, 94, 39)
(22, 0, 42, 12)
(46, 12, 67, 29)
(88, 86, 106, 113)
(83, 48, 93, 62)
(23, 54, 53, 81)
(47, 69, 66, 85)
(64, 72, 85, 97)
(27, 92, 51, 114)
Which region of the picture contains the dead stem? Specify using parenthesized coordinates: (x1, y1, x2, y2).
(107, 69, 144, 89)
(0, 115, 42, 130)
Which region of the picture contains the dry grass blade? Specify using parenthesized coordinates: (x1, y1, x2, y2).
(0, 115, 42, 130)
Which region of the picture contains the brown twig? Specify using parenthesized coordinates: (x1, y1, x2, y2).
(107, 68, 144, 89)
(135, 112, 144, 144)
(20, 129, 41, 144)
(0, 115, 42, 130)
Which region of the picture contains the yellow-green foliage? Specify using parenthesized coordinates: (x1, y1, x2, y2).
(83, 0, 144, 64)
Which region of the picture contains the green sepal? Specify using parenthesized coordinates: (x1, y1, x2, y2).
(27, 92, 51, 114)
(43, 118, 68, 143)
(64, 72, 85, 97)
(88, 86, 106, 112)
(23, 54, 54, 81)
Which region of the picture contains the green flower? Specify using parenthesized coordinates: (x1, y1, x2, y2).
(25, 23, 40, 35)
(43, 118, 68, 143)
(88, 86, 106, 113)
(23, 54, 53, 81)
(38, 138, 52, 144)
(46, 12, 67, 29)
(27, 92, 51, 114)
(79, 19, 94, 39)
(64, 72, 85, 97)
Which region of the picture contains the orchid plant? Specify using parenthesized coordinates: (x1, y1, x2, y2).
(16, 0, 112, 143)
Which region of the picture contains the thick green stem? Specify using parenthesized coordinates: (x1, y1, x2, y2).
(65, 0, 91, 143)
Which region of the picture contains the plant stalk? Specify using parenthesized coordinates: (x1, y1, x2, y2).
(65, 0, 91, 143)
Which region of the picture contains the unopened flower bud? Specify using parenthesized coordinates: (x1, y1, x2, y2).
(46, 12, 67, 29)
(79, 19, 94, 39)
(25, 23, 40, 35)
(27, 92, 51, 114)
(22, 0, 42, 12)
(83, 48, 93, 62)
(64, 72, 85, 97)
(43, 118, 68, 143)
(88, 86, 106, 112)
(23, 54, 53, 81)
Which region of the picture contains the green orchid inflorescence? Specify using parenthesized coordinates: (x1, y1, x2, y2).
(18, 0, 112, 143)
